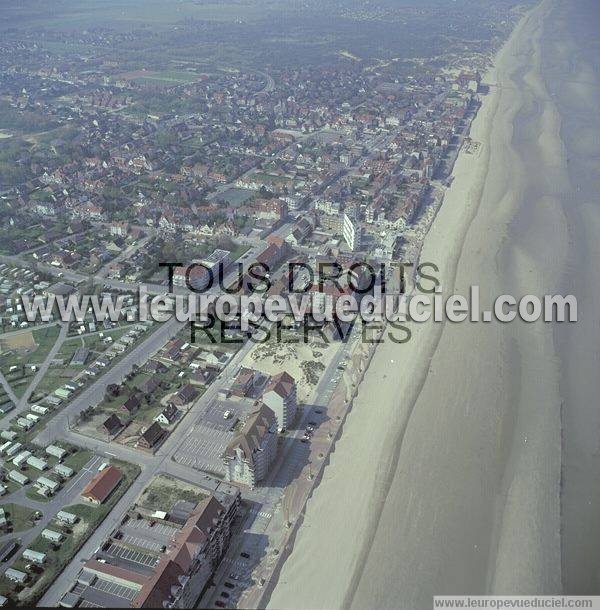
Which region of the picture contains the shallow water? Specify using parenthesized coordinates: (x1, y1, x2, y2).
(542, 0, 600, 595)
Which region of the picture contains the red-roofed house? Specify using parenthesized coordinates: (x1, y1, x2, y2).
(81, 466, 122, 504)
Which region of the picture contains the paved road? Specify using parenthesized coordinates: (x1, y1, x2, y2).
(37, 312, 264, 605)
(200, 327, 360, 607)
(6, 82, 456, 608)
(256, 70, 275, 95)
(32, 317, 185, 447)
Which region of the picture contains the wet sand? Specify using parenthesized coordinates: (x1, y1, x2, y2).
(267, 0, 600, 607)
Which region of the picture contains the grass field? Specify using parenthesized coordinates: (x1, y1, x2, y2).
(137, 474, 207, 512)
(62, 448, 94, 472)
(0, 326, 60, 381)
(0, 503, 40, 533)
(0, 331, 36, 353)
(25, 488, 52, 504)
(132, 70, 200, 87)
(3, 0, 269, 32)
(0, 384, 12, 405)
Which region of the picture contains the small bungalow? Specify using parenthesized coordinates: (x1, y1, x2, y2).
(154, 404, 180, 426)
(102, 414, 124, 436)
(170, 383, 199, 407)
(137, 422, 166, 449)
(121, 395, 141, 415)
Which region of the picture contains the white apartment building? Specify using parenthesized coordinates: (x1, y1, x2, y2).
(223, 404, 278, 488)
(262, 371, 298, 431)
(343, 212, 361, 251)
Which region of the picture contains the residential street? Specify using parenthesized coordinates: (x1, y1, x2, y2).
(32, 317, 184, 447)
(1, 118, 406, 607)
(38, 317, 357, 606)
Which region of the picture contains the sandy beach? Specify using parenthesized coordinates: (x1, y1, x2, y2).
(266, 0, 600, 606)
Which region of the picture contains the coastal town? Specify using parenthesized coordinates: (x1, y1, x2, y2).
(0, 2, 526, 608)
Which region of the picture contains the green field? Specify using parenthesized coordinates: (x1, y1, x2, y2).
(62, 448, 94, 472)
(25, 487, 52, 504)
(0, 503, 40, 533)
(3, 0, 270, 32)
(0, 325, 61, 398)
(132, 70, 200, 87)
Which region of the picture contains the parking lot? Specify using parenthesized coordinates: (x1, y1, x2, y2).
(114, 517, 179, 553)
(124, 517, 177, 540)
(202, 400, 240, 431)
(105, 542, 159, 570)
(92, 577, 138, 601)
(221, 555, 254, 581)
(173, 426, 233, 474)
(71, 576, 138, 607)
(121, 533, 164, 553)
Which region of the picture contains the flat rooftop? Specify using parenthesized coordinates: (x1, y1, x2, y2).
(69, 577, 138, 608)
(92, 513, 180, 577)
(98, 542, 159, 576)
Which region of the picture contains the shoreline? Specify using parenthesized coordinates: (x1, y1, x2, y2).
(252, 20, 516, 609)
(260, 56, 499, 609)
(266, 0, 566, 606)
